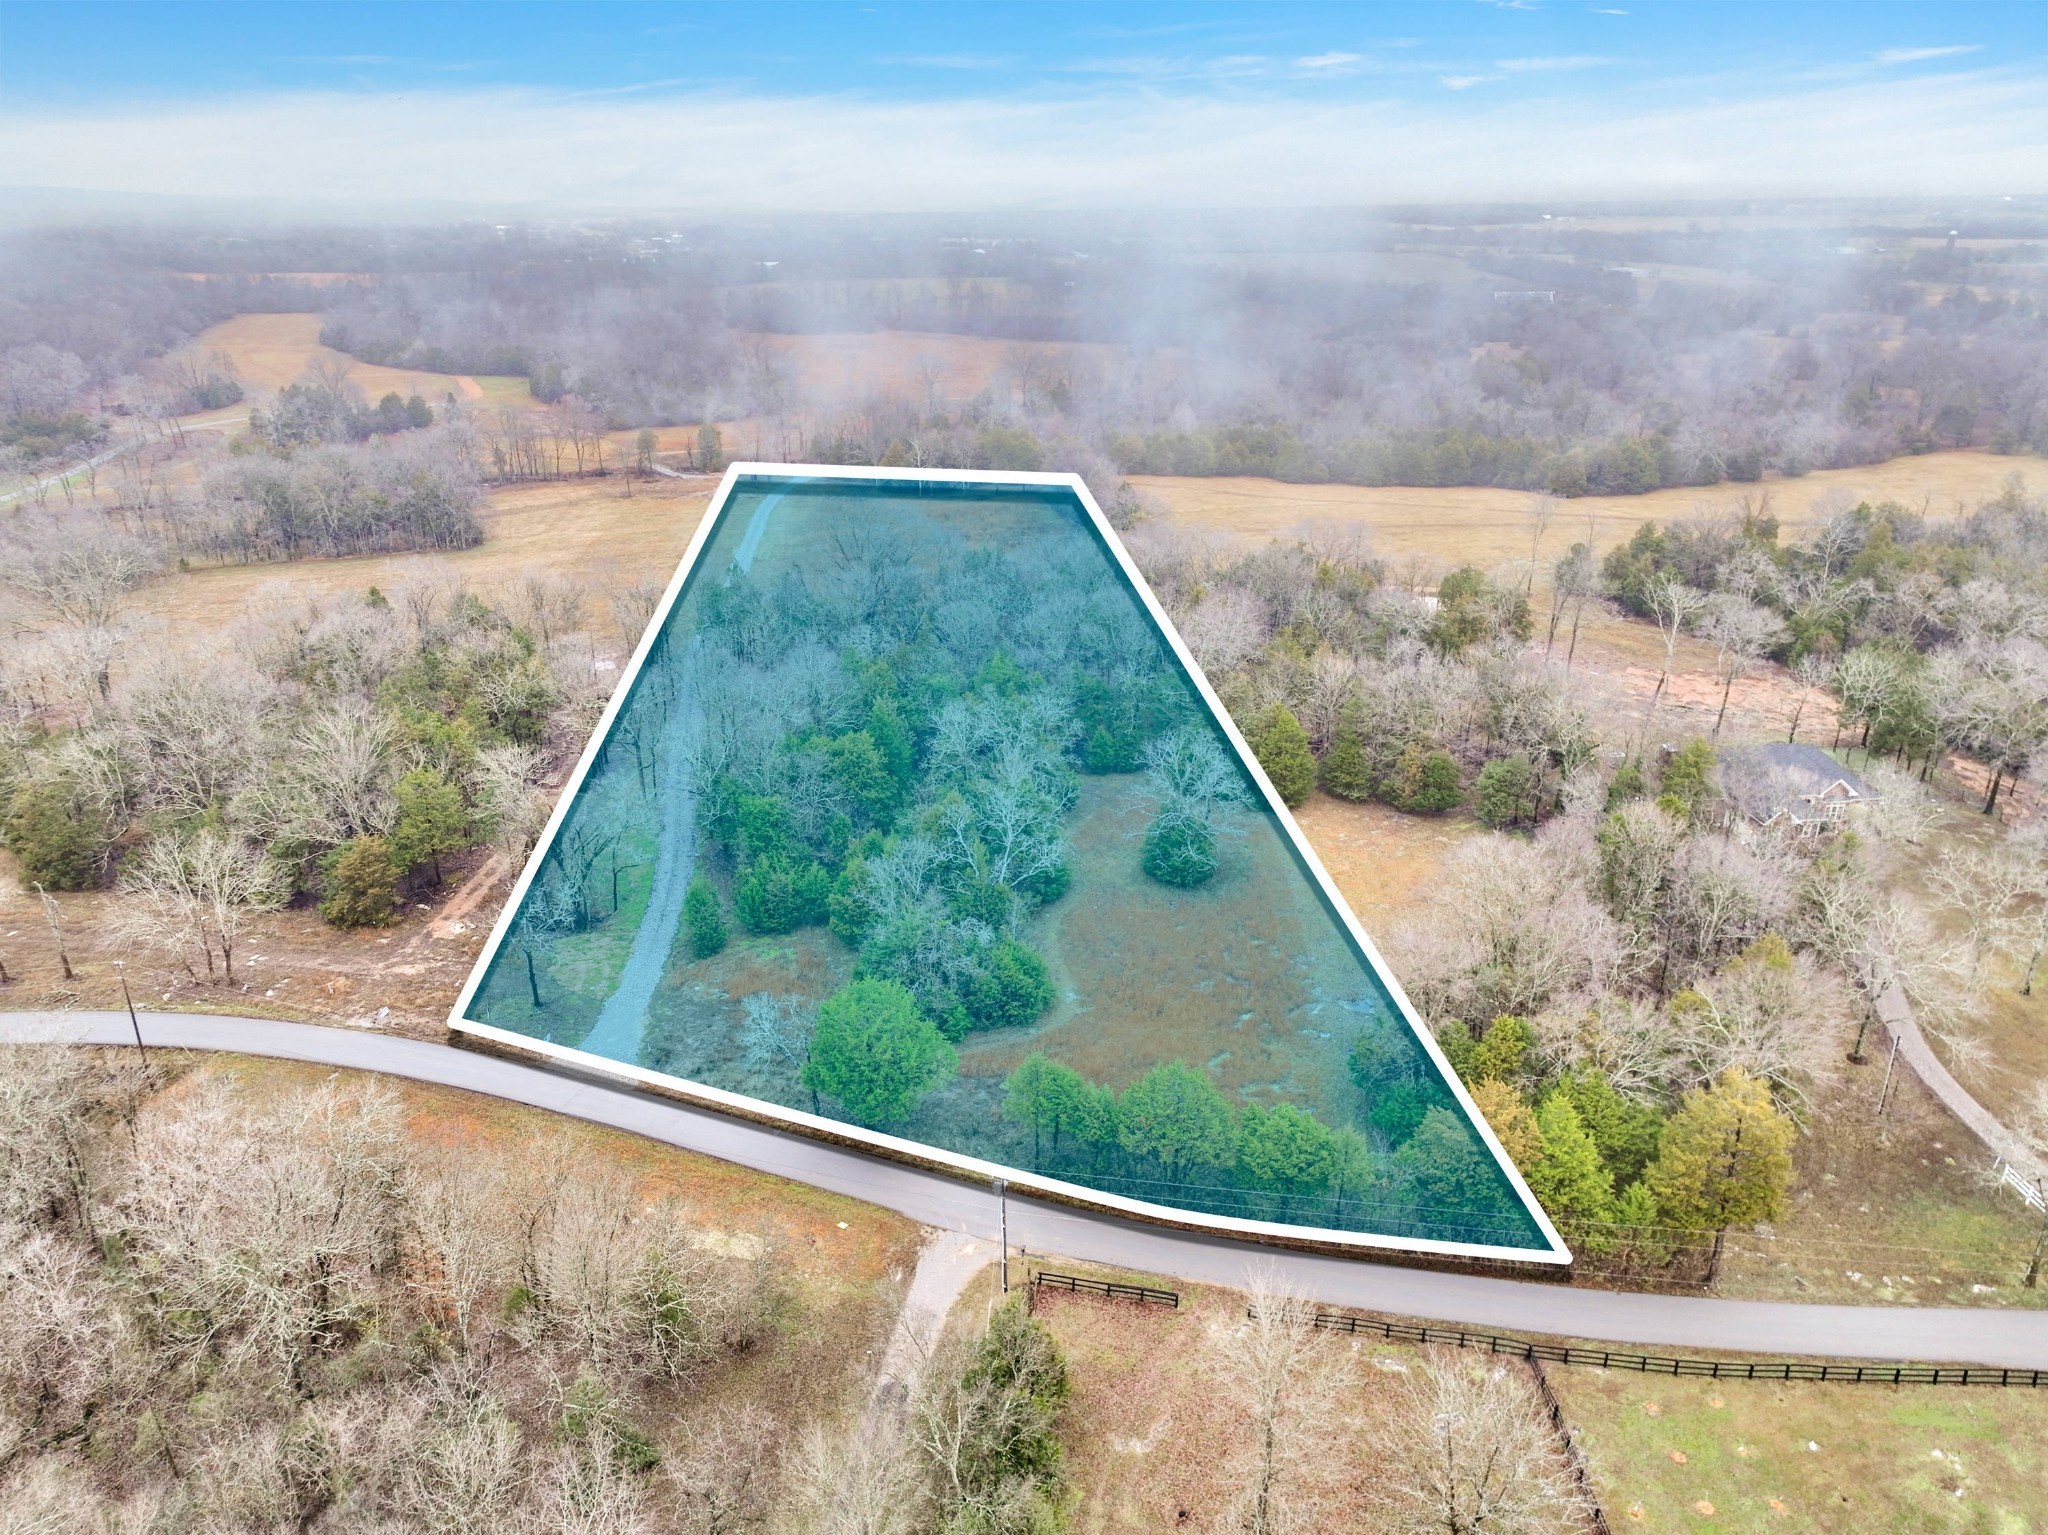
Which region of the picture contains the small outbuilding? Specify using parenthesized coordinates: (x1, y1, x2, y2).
(1720, 742, 1877, 837)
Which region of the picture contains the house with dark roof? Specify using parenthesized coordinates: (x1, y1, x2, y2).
(1720, 743, 1877, 836)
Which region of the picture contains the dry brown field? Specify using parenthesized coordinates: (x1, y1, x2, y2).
(181, 311, 530, 408)
(133, 475, 716, 648)
(1133, 450, 2045, 583)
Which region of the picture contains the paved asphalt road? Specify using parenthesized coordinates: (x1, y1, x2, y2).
(10, 1010, 2048, 1370)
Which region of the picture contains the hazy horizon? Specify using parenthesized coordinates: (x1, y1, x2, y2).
(2, 0, 2041, 215)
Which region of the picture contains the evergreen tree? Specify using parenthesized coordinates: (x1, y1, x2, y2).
(1401, 749, 1464, 814)
(734, 853, 831, 933)
(965, 939, 1055, 1031)
(1646, 1067, 1794, 1282)
(1116, 1061, 1238, 1182)
(1468, 1078, 1541, 1171)
(1604, 759, 1649, 810)
(3, 780, 109, 890)
(1004, 1053, 1057, 1166)
(1005, 1052, 1114, 1167)
(1608, 1179, 1669, 1265)
(1473, 754, 1539, 829)
(1237, 1103, 1342, 1198)
(1249, 704, 1316, 808)
(826, 730, 900, 827)
(1395, 1106, 1503, 1221)
(1557, 1069, 1664, 1189)
(320, 837, 402, 928)
(802, 978, 955, 1127)
(827, 852, 876, 945)
(389, 766, 469, 883)
(866, 696, 915, 790)
(1318, 725, 1374, 801)
(1468, 1015, 1532, 1085)
(1529, 1095, 1616, 1228)
(1657, 740, 1717, 822)
(684, 878, 727, 959)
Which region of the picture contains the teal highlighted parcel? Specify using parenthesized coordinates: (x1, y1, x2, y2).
(454, 466, 1562, 1262)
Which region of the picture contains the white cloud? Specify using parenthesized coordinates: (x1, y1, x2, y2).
(1295, 51, 1362, 76)
(886, 54, 1013, 71)
(1496, 55, 1616, 72)
(1439, 74, 1498, 90)
(1875, 45, 1982, 65)
(1, 67, 2039, 212)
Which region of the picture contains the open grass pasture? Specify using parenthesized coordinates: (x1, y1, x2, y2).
(130, 474, 715, 648)
(179, 311, 533, 411)
(1133, 451, 2045, 588)
(1551, 1366, 2048, 1533)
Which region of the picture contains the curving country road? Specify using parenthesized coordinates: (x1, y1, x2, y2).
(9, 1009, 2048, 1370)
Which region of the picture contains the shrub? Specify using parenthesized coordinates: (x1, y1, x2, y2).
(3, 780, 110, 890)
(320, 837, 402, 928)
(965, 940, 1055, 1032)
(1142, 819, 1216, 888)
(1393, 747, 1463, 814)
(684, 878, 727, 959)
(1015, 860, 1070, 906)
(1604, 759, 1649, 810)
(1249, 704, 1316, 807)
(801, 978, 956, 1127)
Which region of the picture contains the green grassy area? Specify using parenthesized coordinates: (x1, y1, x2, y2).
(1552, 1368, 2048, 1532)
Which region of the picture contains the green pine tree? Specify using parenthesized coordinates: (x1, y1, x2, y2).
(1116, 1061, 1238, 1183)
(1645, 1067, 1794, 1283)
(1529, 1095, 1616, 1229)
(389, 766, 469, 884)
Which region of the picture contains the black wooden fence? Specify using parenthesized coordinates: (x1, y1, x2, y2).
(1295, 1310, 2048, 1387)
(1028, 1269, 1180, 1309)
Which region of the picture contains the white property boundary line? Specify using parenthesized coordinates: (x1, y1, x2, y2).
(450, 463, 1571, 1267)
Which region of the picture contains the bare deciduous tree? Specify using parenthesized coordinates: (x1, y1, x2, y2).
(1213, 1266, 1339, 1535)
(1365, 1349, 1580, 1535)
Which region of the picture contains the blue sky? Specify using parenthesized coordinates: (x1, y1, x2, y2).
(1, 2, 2041, 210)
